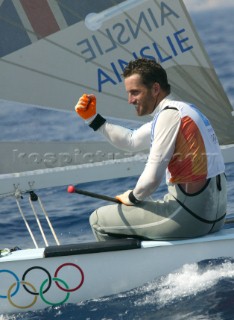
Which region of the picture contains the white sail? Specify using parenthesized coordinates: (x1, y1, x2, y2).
(0, 0, 233, 194)
(1, 1, 233, 141)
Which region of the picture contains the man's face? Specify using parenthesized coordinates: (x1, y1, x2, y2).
(124, 74, 159, 116)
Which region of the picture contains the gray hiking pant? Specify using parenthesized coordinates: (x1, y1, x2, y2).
(89, 174, 227, 241)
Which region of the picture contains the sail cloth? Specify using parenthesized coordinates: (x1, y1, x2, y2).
(0, 141, 147, 174)
(0, 0, 233, 145)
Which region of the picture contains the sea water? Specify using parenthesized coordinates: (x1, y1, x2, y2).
(1, 7, 234, 320)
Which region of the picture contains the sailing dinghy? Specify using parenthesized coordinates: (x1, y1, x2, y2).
(0, 0, 234, 314)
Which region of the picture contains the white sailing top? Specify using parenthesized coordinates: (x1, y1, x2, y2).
(98, 95, 225, 200)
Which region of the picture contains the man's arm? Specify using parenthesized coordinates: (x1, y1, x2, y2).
(75, 93, 151, 152)
(98, 121, 151, 152)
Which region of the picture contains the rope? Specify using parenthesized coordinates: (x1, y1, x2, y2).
(14, 188, 60, 247)
(37, 196, 60, 245)
(15, 197, 38, 248)
(29, 197, 49, 247)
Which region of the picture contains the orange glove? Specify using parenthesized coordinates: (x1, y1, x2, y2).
(115, 190, 134, 206)
(75, 94, 96, 120)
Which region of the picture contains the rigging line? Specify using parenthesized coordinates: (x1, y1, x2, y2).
(29, 197, 49, 247)
(15, 197, 39, 248)
(37, 196, 60, 245)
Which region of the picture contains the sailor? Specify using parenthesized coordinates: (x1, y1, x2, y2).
(75, 58, 227, 241)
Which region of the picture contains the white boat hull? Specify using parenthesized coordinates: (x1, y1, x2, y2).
(1, 225, 234, 314)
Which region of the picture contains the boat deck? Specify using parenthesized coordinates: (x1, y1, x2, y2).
(1, 224, 234, 263)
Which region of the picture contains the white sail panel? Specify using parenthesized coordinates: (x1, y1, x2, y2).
(0, 0, 233, 145)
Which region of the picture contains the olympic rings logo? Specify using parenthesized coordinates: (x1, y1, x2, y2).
(0, 263, 84, 309)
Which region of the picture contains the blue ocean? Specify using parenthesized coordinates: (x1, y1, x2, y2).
(1, 7, 234, 320)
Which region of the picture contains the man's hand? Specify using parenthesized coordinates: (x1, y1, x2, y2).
(75, 94, 96, 120)
(115, 190, 134, 206)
